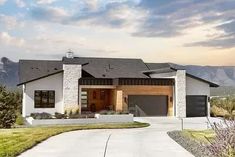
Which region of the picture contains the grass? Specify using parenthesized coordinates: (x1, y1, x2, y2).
(182, 130, 215, 143)
(0, 122, 149, 157)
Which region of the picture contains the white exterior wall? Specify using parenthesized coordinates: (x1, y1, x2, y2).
(186, 76, 210, 96)
(22, 73, 63, 117)
(186, 76, 210, 116)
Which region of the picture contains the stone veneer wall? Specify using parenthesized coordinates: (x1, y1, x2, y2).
(63, 64, 81, 112)
(175, 70, 186, 118)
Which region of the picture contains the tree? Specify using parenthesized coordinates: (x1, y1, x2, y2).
(0, 86, 17, 128)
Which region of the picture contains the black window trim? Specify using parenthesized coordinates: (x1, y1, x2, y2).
(34, 90, 55, 108)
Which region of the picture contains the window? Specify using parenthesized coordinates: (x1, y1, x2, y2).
(81, 91, 88, 108)
(34, 90, 55, 108)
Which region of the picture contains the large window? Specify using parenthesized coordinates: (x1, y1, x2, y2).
(34, 90, 55, 108)
(81, 91, 88, 109)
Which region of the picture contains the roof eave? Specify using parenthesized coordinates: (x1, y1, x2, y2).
(170, 67, 219, 87)
(17, 70, 63, 86)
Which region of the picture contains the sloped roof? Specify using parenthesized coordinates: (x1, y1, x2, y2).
(145, 63, 219, 87)
(18, 57, 219, 87)
(18, 60, 62, 85)
(63, 57, 149, 78)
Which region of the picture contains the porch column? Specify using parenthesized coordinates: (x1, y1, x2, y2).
(115, 90, 123, 111)
(175, 70, 186, 118)
(63, 64, 81, 113)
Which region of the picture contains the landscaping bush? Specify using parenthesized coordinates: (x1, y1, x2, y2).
(211, 105, 229, 117)
(54, 112, 67, 119)
(99, 110, 129, 115)
(0, 86, 18, 128)
(69, 113, 81, 119)
(30, 112, 53, 119)
(205, 120, 235, 157)
(211, 96, 235, 119)
(15, 112, 24, 125)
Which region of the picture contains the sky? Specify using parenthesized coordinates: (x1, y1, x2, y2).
(0, 0, 235, 66)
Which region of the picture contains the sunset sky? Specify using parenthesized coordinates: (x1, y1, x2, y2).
(0, 0, 235, 65)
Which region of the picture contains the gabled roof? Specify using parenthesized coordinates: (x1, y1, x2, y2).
(18, 60, 62, 85)
(144, 63, 219, 87)
(63, 57, 149, 78)
(18, 57, 219, 87)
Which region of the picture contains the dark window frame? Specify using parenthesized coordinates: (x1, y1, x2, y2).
(34, 90, 55, 108)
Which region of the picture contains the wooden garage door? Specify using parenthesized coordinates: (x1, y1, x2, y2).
(128, 95, 168, 117)
(186, 95, 207, 117)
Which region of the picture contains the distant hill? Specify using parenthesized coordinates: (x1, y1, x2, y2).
(0, 57, 235, 96)
(185, 65, 235, 87)
(0, 57, 19, 88)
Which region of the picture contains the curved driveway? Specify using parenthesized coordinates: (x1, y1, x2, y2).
(19, 118, 194, 157)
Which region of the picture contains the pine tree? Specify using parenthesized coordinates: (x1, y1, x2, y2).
(0, 86, 17, 128)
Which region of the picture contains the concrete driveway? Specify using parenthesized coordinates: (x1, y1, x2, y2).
(19, 117, 197, 157)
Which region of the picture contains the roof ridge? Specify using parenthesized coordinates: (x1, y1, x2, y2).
(70, 56, 143, 60)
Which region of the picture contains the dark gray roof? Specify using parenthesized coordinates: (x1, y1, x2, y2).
(18, 60, 62, 85)
(145, 63, 218, 87)
(146, 63, 185, 71)
(18, 57, 219, 87)
(63, 57, 149, 78)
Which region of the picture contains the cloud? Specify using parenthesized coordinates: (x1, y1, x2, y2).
(70, 2, 146, 29)
(13, 0, 235, 49)
(0, 0, 6, 5)
(15, 0, 25, 8)
(0, 14, 20, 30)
(0, 32, 25, 47)
(36, 0, 57, 4)
(30, 1, 146, 30)
(84, 0, 98, 11)
(31, 6, 68, 23)
(185, 20, 235, 48)
(131, 0, 235, 49)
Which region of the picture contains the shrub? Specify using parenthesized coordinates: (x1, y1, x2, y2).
(54, 112, 67, 119)
(205, 120, 235, 157)
(0, 86, 17, 128)
(69, 114, 81, 119)
(211, 96, 235, 118)
(30, 112, 52, 119)
(211, 105, 229, 117)
(16, 112, 24, 125)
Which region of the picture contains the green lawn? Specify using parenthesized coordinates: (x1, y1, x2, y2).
(182, 130, 215, 143)
(0, 122, 149, 157)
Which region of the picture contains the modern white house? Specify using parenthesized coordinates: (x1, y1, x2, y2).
(18, 53, 219, 118)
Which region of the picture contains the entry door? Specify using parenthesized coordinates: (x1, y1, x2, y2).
(128, 95, 168, 117)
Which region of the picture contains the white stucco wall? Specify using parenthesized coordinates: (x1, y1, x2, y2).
(186, 76, 210, 96)
(22, 73, 63, 117)
(186, 76, 210, 117)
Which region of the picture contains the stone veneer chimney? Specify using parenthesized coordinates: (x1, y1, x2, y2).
(63, 63, 81, 112)
(175, 70, 186, 118)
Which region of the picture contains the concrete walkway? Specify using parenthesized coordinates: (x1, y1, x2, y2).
(19, 118, 196, 157)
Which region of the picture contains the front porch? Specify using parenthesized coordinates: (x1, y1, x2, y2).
(81, 88, 116, 113)
(79, 78, 175, 116)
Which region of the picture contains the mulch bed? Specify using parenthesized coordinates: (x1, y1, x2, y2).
(167, 131, 212, 157)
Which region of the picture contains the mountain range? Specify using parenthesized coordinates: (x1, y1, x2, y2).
(0, 57, 235, 95)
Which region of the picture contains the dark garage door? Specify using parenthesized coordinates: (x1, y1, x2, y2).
(128, 95, 168, 117)
(186, 96, 207, 117)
